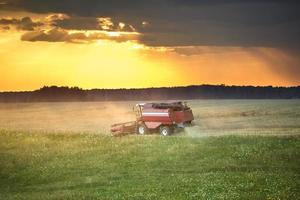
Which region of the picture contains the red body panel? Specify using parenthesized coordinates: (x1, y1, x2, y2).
(173, 109, 194, 123)
(141, 108, 173, 124)
(144, 122, 163, 129)
(141, 106, 194, 129)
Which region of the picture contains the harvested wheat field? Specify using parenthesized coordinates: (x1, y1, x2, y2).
(0, 100, 299, 136)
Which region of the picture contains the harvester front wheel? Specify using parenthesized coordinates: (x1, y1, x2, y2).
(159, 126, 172, 136)
(137, 124, 148, 135)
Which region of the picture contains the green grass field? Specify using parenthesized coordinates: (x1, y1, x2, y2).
(1, 131, 299, 200)
(0, 100, 299, 199)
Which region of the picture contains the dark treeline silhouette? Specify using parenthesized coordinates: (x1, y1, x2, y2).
(0, 85, 300, 102)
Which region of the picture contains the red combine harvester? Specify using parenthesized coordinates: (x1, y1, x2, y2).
(110, 101, 194, 136)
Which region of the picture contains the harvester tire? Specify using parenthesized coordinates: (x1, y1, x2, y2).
(137, 123, 148, 135)
(159, 126, 172, 136)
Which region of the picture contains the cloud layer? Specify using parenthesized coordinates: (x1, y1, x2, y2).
(0, 16, 43, 30)
(0, 13, 140, 43)
(20, 28, 139, 43)
(1, 0, 300, 48)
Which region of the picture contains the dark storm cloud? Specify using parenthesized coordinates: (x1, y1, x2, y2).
(0, 17, 43, 30)
(20, 28, 139, 43)
(51, 16, 135, 32)
(1, 0, 300, 48)
(51, 17, 99, 30)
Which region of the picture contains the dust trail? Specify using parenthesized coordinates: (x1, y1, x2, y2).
(0, 101, 138, 134)
(183, 125, 207, 137)
(99, 101, 136, 131)
(180, 99, 300, 137)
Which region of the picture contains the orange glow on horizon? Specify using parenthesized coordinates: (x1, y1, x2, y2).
(0, 29, 299, 91)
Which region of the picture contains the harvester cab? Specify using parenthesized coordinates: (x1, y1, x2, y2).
(134, 103, 144, 120)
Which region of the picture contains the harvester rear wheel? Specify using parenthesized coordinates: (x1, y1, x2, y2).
(137, 123, 148, 135)
(159, 126, 172, 136)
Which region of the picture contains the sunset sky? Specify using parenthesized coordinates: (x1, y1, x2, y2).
(0, 0, 300, 91)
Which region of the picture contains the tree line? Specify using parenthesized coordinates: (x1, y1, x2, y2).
(0, 85, 299, 102)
